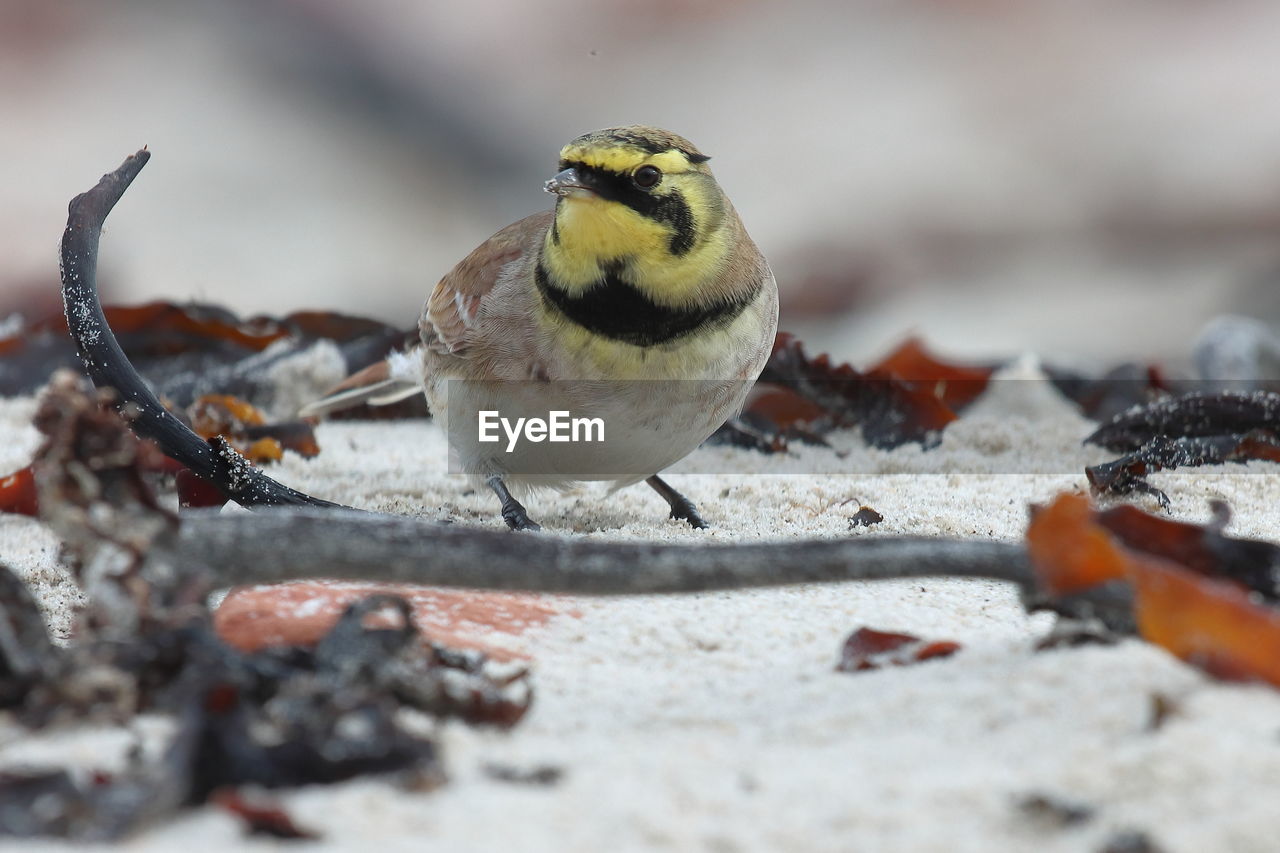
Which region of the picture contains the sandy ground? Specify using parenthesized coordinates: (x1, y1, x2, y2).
(4, 362, 1280, 852)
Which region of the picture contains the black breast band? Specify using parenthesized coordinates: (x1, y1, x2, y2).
(535, 263, 758, 347)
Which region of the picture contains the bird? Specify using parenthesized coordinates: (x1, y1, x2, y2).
(300, 126, 778, 530)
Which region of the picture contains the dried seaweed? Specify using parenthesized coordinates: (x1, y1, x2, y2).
(1084, 391, 1280, 506)
(1044, 362, 1170, 422)
(706, 383, 834, 453)
(755, 334, 954, 449)
(0, 403, 530, 840)
(1087, 390, 1280, 451)
(0, 767, 171, 841)
(0, 298, 415, 407)
(28, 373, 185, 636)
(728, 333, 995, 452)
(704, 418, 791, 453)
(0, 584, 526, 840)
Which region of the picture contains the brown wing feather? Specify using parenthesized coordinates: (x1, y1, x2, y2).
(422, 211, 551, 355)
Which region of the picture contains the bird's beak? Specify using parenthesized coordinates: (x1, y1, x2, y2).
(544, 167, 596, 198)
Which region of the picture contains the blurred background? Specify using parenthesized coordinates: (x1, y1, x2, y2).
(4, 0, 1280, 368)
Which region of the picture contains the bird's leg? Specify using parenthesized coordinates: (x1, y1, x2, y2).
(645, 475, 707, 529)
(487, 476, 541, 531)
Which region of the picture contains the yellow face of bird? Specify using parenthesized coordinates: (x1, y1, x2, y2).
(540, 126, 734, 306)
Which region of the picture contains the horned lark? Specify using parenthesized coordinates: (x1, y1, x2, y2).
(303, 126, 778, 530)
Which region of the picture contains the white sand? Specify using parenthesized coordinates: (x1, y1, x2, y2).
(3, 363, 1280, 852)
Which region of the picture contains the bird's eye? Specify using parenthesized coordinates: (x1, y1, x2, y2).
(632, 165, 662, 189)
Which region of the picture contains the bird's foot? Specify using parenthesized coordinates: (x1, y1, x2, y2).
(501, 503, 542, 532)
(668, 498, 707, 530)
(646, 474, 708, 529)
(488, 476, 541, 531)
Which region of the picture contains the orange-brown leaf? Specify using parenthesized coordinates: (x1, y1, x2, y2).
(1131, 559, 1280, 687)
(1028, 492, 1280, 688)
(1025, 493, 1130, 595)
(189, 394, 267, 437)
(241, 437, 283, 464)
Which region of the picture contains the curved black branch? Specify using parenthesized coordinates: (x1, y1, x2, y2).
(58, 150, 339, 509)
(177, 508, 1035, 594)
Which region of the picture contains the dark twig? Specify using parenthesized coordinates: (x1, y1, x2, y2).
(58, 150, 339, 509)
(175, 508, 1035, 594)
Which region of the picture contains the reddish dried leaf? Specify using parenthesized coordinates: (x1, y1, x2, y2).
(29, 302, 287, 354)
(0, 466, 38, 517)
(1095, 505, 1218, 574)
(1026, 494, 1130, 596)
(837, 627, 961, 672)
(1092, 504, 1279, 599)
(866, 336, 995, 411)
(176, 469, 228, 510)
(745, 384, 827, 430)
(279, 310, 405, 343)
(1236, 433, 1280, 464)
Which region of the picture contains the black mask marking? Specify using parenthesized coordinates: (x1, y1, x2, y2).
(558, 161, 699, 256)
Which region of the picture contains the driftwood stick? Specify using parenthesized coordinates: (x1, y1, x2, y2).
(176, 508, 1034, 594)
(58, 149, 339, 509)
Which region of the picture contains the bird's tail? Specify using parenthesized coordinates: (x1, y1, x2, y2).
(297, 349, 424, 418)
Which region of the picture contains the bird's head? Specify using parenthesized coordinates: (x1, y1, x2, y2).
(541, 126, 733, 297)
